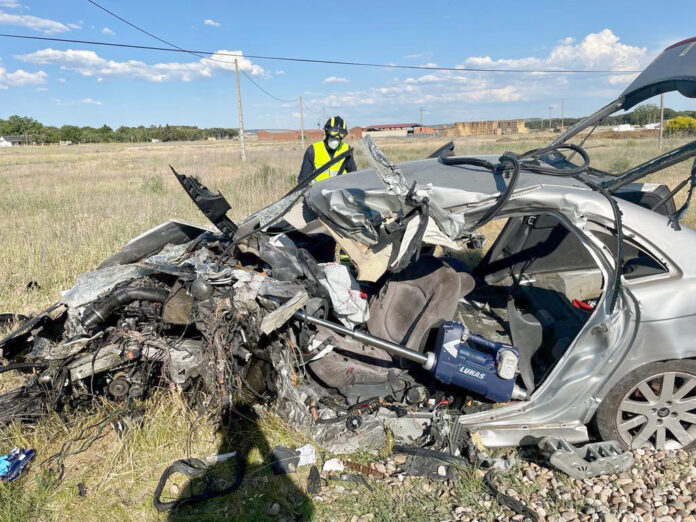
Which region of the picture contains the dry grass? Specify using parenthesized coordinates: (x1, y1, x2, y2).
(0, 134, 695, 521)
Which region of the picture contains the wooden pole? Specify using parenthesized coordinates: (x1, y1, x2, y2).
(299, 95, 305, 150)
(659, 93, 664, 150)
(234, 59, 246, 162)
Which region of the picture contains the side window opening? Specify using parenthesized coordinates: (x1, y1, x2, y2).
(592, 230, 668, 281)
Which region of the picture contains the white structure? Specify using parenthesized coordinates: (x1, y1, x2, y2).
(0, 137, 12, 147)
(644, 122, 661, 130)
(611, 124, 635, 132)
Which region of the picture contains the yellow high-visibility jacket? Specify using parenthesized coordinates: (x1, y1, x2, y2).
(312, 140, 351, 182)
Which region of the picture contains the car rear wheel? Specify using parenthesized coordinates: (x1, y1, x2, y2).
(595, 360, 696, 451)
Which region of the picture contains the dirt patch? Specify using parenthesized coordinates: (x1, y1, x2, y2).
(594, 129, 659, 140)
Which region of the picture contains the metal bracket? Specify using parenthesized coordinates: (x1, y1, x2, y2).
(538, 437, 634, 479)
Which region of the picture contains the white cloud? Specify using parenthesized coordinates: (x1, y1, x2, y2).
(80, 97, 102, 105)
(465, 29, 644, 73)
(0, 0, 21, 8)
(0, 10, 70, 34)
(275, 70, 285, 75)
(58, 77, 66, 83)
(102, 27, 115, 36)
(16, 48, 266, 82)
(203, 18, 220, 27)
(304, 30, 648, 123)
(0, 66, 47, 89)
(324, 76, 349, 84)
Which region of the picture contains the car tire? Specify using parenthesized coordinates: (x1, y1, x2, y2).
(595, 360, 696, 451)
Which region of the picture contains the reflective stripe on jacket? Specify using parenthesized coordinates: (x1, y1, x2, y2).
(312, 141, 350, 182)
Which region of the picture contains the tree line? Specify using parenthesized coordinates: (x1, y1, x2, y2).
(525, 104, 696, 131)
(0, 115, 239, 144)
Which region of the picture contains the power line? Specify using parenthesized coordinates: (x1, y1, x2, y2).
(1, 32, 644, 75)
(85, 0, 297, 103)
(302, 101, 322, 115)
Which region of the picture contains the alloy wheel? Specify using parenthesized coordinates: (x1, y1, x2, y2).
(616, 371, 696, 450)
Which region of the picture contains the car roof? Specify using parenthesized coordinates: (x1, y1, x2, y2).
(310, 155, 590, 211)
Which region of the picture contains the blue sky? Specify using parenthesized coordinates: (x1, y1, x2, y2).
(0, 0, 694, 129)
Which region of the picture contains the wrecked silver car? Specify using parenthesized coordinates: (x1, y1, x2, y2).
(2, 37, 696, 454)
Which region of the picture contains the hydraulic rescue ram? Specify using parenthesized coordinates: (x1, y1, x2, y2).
(293, 312, 527, 402)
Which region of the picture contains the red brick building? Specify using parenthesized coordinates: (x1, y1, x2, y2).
(257, 129, 325, 142)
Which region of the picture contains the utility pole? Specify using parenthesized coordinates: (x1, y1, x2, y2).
(234, 59, 246, 162)
(560, 99, 565, 132)
(548, 106, 553, 130)
(419, 107, 424, 125)
(299, 96, 305, 150)
(659, 93, 664, 150)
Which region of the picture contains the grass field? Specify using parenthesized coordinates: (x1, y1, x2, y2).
(0, 133, 695, 521)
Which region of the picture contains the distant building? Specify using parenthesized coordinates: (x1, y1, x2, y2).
(447, 120, 527, 137)
(348, 126, 363, 139)
(362, 123, 438, 137)
(0, 135, 25, 147)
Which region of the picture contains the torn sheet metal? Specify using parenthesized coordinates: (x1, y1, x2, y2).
(61, 264, 153, 309)
(358, 135, 411, 198)
(313, 415, 386, 454)
(260, 290, 309, 335)
(232, 270, 267, 313)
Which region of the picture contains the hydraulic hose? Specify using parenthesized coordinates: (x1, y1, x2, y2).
(439, 153, 520, 227)
(475, 154, 520, 227)
(518, 143, 590, 176)
(81, 287, 169, 331)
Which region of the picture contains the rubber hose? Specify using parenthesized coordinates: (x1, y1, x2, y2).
(0, 362, 49, 374)
(392, 444, 471, 467)
(440, 156, 497, 170)
(82, 287, 169, 330)
(519, 143, 590, 176)
(475, 154, 520, 227)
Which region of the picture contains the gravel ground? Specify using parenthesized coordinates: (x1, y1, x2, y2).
(489, 448, 696, 521)
(309, 448, 696, 521)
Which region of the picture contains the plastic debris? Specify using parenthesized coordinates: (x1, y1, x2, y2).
(0, 447, 35, 482)
(296, 443, 316, 467)
(204, 451, 237, 465)
(538, 437, 634, 479)
(307, 465, 321, 494)
(322, 458, 344, 473)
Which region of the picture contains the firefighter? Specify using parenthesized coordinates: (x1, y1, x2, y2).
(298, 116, 357, 184)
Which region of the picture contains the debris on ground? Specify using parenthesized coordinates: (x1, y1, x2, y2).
(538, 437, 634, 479)
(0, 447, 35, 482)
